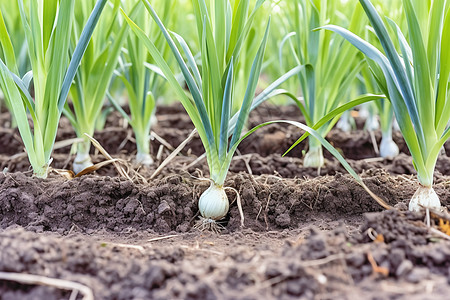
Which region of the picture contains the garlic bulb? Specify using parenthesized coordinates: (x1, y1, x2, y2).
(408, 185, 441, 212)
(379, 136, 399, 158)
(198, 183, 229, 220)
(73, 151, 93, 174)
(135, 152, 154, 166)
(304, 146, 324, 168)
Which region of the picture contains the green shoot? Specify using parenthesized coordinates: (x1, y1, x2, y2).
(108, 0, 175, 166)
(279, 0, 368, 168)
(64, 0, 132, 173)
(0, 0, 107, 178)
(323, 0, 450, 211)
(121, 0, 301, 224)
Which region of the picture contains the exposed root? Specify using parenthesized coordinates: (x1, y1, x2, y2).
(225, 186, 245, 228)
(193, 217, 226, 233)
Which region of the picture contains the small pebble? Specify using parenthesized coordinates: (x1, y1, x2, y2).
(395, 260, 413, 277)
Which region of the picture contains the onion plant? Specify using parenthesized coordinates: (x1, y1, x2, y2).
(108, 0, 174, 166)
(361, 0, 405, 158)
(323, 0, 450, 211)
(360, 64, 399, 158)
(122, 0, 301, 224)
(64, 0, 132, 173)
(0, 0, 107, 178)
(279, 0, 368, 168)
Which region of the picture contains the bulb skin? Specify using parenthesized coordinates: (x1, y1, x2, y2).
(135, 152, 154, 166)
(73, 152, 93, 174)
(336, 112, 352, 132)
(198, 183, 229, 220)
(364, 115, 379, 131)
(304, 146, 324, 168)
(409, 185, 441, 212)
(379, 137, 399, 158)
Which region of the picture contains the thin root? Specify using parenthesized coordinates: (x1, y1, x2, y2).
(225, 186, 245, 228)
(193, 217, 226, 233)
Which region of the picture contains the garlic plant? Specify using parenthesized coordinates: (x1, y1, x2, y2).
(65, 0, 132, 173)
(360, 64, 399, 158)
(108, 0, 175, 167)
(279, 0, 367, 168)
(122, 0, 300, 224)
(0, 0, 107, 178)
(324, 0, 450, 211)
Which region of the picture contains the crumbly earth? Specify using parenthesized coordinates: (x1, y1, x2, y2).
(1, 105, 450, 299)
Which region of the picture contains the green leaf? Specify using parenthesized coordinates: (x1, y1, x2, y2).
(357, 0, 425, 148)
(227, 65, 305, 135)
(120, 6, 215, 172)
(0, 10, 18, 73)
(58, 0, 108, 112)
(435, 8, 450, 134)
(219, 61, 233, 161)
(403, 0, 434, 141)
(138, 0, 216, 157)
(230, 19, 270, 147)
(284, 94, 385, 155)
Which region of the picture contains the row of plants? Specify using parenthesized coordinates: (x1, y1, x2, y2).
(0, 0, 449, 226)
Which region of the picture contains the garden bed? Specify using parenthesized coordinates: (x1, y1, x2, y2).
(1, 104, 450, 299)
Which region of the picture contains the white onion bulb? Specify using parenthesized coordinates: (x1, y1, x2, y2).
(136, 152, 154, 166)
(73, 151, 93, 174)
(198, 183, 229, 220)
(304, 146, 324, 168)
(379, 136, 399, 158)
(409, 185, 441, 212)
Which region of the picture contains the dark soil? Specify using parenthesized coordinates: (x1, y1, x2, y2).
(1, 104, 450, 299)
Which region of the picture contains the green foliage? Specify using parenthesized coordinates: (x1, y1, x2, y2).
(0, 0, 107, 177)
(121, 0, 303, 185)
(279, 0, 369, 167)
(324, 0, 450, 186)
(108, 0, 175, 164)
(64, 0, 131, 171)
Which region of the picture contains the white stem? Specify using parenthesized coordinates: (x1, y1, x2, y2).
(364, 114, 379, 131)
(409, 185, 441, 212)
(33, 162, 50, 179)
(393, 118, 400, 131)
(135, 152, 154, 166)
(304, 145, 324, 168)
(198, 183, 229, 220)
(359, 105, 370, 119)
(73, 151, 93, 174)
(336, 111, 352, 132)
(379, 130, 399, 158)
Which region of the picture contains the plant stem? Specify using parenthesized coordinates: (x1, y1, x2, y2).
(134, 129, 153, 165)
(73, 139, 93, 174)
(379, 125, 399, 158)
(304, 138, 324, 168)
(32, 163, 49, 179)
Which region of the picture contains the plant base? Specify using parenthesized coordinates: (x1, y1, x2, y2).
(304, 146, 324, 168)
(379, 136, 399, 158)
(198, 183, 229, 221)
(408, 185, 441, 212)
(73, 152, 93, 174)
(135, 152, 154, 166)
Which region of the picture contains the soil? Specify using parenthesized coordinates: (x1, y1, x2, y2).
(1, 103, 450, 299)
